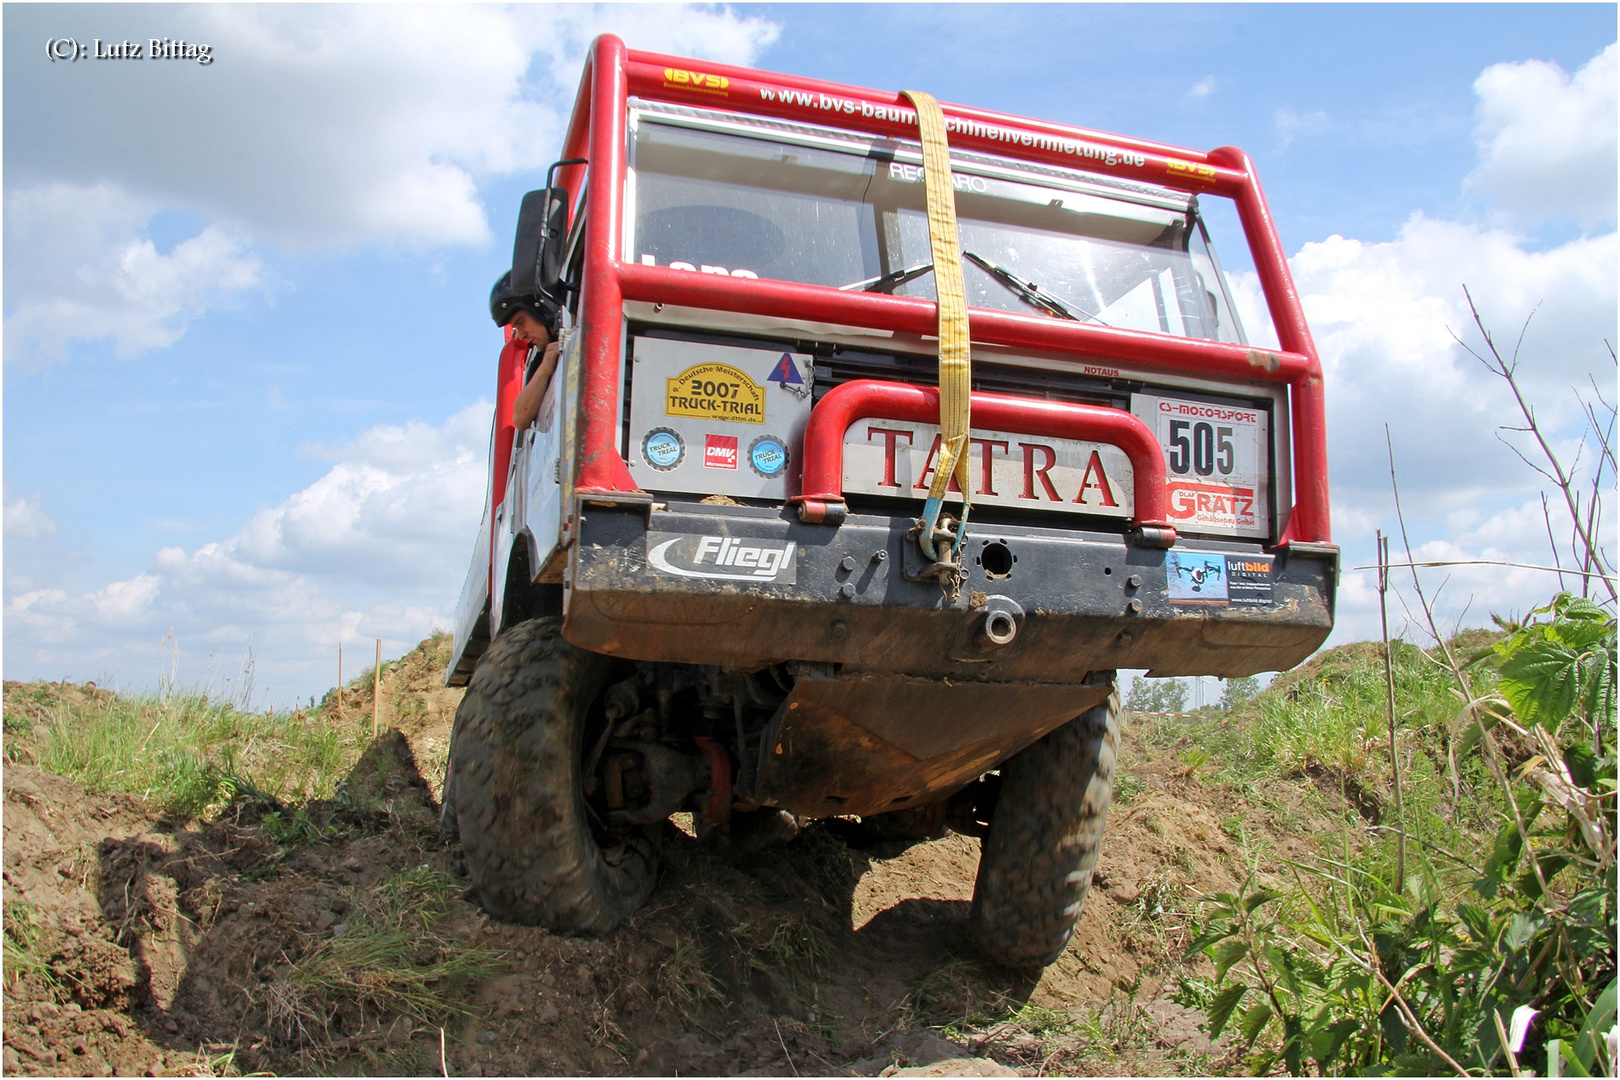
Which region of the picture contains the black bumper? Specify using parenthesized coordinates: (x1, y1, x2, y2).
(563, 500, 1336, 681)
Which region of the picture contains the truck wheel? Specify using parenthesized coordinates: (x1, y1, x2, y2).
(446, 616, 657, 933)
(968, 676, 1119, 968)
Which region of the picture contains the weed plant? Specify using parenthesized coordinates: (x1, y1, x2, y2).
(1184, 596, 1615, 1076)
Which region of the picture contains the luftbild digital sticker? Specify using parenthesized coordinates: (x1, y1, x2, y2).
(1225, 555, 1274, 607)
(1166, 550, 1228, 604)
(641, 428, 684, 471)
(646, 532, 798, 584)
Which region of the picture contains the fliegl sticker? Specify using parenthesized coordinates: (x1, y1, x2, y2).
(666, 363, 765, 424)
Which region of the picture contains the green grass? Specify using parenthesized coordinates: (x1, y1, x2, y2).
(3, 901, 54, 992)
(267, 866, 502, 1043)
(3, 682, 376, 819)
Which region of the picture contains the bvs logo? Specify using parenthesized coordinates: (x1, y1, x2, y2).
(664, 68, 729, 91)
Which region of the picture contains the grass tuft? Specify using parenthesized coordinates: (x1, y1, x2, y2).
(266, 866, 500, 1043)
(3, 681, 376, 819)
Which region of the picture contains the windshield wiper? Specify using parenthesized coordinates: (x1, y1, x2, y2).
(962, 251, 1106, 324)
(838, 261, 934, 293)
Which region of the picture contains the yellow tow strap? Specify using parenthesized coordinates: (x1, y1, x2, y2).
(900, 90, 972, 537)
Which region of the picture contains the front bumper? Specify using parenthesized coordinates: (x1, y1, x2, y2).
(563, 499, 1335, 682)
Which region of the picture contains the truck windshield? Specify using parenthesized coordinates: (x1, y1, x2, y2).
(629, 116, 1246, 344)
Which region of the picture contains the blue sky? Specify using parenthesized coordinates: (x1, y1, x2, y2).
(5, 4, 1615, 706)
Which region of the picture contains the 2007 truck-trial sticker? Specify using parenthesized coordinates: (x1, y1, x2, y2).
(666, 362, 765, 423)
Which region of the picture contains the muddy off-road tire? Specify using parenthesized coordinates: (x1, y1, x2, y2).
(968, 676, 1119, 968)
(445, 617, 657, 934)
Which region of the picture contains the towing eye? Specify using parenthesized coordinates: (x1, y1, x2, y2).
(901, 90, 972, 572)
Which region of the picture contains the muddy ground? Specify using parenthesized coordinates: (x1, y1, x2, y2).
(3, 639, 1359, 1076)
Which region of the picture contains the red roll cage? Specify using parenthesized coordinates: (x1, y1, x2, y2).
(504, 34, 1329, 553)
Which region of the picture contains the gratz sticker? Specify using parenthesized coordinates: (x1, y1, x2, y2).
(666, 362, 765, 423)
(646, 532, 797, 584)
(704, 434, 738, 469)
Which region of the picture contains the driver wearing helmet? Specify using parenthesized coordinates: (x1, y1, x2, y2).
(490, 271, 561, 431)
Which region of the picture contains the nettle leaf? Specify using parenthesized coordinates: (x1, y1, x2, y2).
(1456, 903, 1495, 944)
(1243, 887, 1281, 913)
(1213, 938, 1251, 981)
(1239, 1001, 1273, 1049)
(1208, 982, 1249, 1040)
(1282, 1014, 1305, 1075)
(1518, 853, 1571, 903)
(1310, 1017, 1359, 1068)
(1499, 639, 1582, 727)
(1505, 911, 1549, 952)
(1265, 944, 1304, 996)
(1379, 1001, 1408, 1054)
(1565, 741, 1599, 788)
(1185, 924, 1238, 959)
(1494, 595, 1618, 727)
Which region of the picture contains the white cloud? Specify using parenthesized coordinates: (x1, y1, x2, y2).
(1187, 77, 1216, 101)
(4, 489, 60, 540)
(6, 5, 779, 251)
(4, 5, 779, 362)
(1236, 215, 1615, 519)
(1232, 204, 1615, 653)
(1467, 43, 1617, 228)
(3, 403, 494, 703)
(3, 182, 267, 364)
(1274, 108, 1329, 151)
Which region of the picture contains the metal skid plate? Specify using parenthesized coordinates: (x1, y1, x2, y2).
(754, 673, 1112, 818)
(626, 336, 813, 499)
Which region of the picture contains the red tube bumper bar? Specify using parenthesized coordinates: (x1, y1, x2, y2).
(552, 35, 1330, 548)
(793, 379, 1177, 547)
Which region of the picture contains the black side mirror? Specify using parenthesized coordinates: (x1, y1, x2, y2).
(511, 157, 589, 306)
(509, 187, 567, 299)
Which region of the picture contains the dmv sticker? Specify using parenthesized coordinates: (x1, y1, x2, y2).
(704, 434, 738, 469)
(666, 362, 765, 424)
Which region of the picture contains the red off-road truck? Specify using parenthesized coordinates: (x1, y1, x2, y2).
(442, 36, 1335, 968)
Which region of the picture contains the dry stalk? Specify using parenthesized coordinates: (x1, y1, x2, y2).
(1385, 427, 1553, 903)
(1451, 286, 1616, 604)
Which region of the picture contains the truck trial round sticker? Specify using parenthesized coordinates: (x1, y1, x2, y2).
(748, 435, 788, 477)
(642, 428, 685, 470)
(665, 362, 766, 424)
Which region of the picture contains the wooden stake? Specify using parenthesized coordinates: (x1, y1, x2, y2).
(337, 643, 344, 721)
(373, 638, 382, 738)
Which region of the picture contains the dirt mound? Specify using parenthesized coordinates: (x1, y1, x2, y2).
(4, 642, 1352, 1076)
